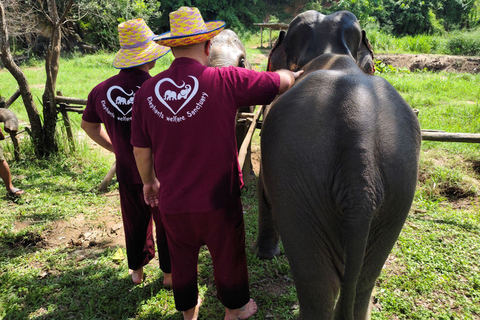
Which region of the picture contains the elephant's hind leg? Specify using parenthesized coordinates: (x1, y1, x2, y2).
(276, 210, 341, 319)
(253, 173, 280, 259)
(344, 209, 409, 320)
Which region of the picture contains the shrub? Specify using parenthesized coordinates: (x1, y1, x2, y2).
(446, 29, 480, 55)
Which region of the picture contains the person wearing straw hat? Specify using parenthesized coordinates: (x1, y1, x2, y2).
(81, 18, 172, 286)
(131, 7, 302, 320)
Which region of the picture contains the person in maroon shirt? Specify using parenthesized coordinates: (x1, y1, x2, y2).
(81, 18, 172, 286)
(131, 7, 302, 320)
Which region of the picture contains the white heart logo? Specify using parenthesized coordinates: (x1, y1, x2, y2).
(154, 76, 199, 115)
(107, 85, 135, 116)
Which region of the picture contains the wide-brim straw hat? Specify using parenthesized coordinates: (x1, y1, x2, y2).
(113, 18, 171, 69)
(154, 7, 225, 47)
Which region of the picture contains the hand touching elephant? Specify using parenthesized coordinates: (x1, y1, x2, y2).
(254, 11, 421, 320)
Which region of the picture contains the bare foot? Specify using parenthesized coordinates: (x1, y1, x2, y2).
(224, 299, 257, 320)
(163, 272, 172, 288)
(183, 297, 202, 320)
(130, 267, 143, 284)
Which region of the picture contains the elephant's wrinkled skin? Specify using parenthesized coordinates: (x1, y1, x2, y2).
(268, 10, 375, 75)
(208, 29, 251, 70)
(255, 11, 421, 320)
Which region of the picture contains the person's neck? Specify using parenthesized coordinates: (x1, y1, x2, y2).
(175, 53, 207, 65)
(133, 63, 151, 73)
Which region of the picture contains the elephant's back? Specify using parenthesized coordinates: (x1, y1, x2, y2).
(261, 70, 421, 211)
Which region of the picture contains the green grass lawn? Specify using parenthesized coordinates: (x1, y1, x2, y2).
(1, 47, 479, 319)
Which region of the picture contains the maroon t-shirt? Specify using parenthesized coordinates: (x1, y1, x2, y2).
(131, 57, 280, 214)
(83, 68, 151, 184)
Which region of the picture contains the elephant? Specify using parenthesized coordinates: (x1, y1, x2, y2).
(267, 10, 375, 75)
(254, 11, 422, 320)
(177, 84, 192, 100)
(0, 108, 19, 133)
(115, 96, 127, 105)
(208, 29, 255, 184)
(164, 90, 177, 101)
(208, 29, 251, 70)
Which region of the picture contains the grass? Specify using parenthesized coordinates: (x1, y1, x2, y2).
(1, 41, 480, 319)
(365, 26, 480, 55)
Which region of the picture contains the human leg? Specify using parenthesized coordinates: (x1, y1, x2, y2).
(161, 212, 203, 313)
(203, 198, 255, 318)
(152, 207, 172, 286)
(119, 183, 156, 283)
(0, 152, 23, 196)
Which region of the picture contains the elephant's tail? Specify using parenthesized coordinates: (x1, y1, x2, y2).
(337, 176, 382, 319)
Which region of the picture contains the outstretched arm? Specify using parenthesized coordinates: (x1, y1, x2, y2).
(133, 146, 160, 207)
(80, 120, 114, 152)
(275, 69, 304, 94)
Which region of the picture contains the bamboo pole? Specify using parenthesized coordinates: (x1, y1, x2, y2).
(421, 131, 480, 143)
(55, 96, 87, 105)
(238, 106, 263, 170)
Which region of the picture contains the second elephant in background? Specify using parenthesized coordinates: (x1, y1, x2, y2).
(208, 29, 256, 185)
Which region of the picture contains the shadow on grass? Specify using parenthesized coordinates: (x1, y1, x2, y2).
(0, 246, 180, 320)
(412, 215, 480, 233)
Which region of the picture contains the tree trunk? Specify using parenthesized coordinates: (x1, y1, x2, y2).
(0, 1, 45, 157)
(41, 0, 74, 156)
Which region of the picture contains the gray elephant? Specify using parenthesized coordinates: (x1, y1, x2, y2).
(254, 11, 421, 320)
(208, 29, 255, 183)
(208, 29, 251, 70)
(0, 108, 19, 133)
(267, 10, 375, 75)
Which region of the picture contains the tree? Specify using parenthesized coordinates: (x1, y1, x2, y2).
(39, 0, 74, 155)
(0, 0, 73, 158)
(0, 0, 44, 157)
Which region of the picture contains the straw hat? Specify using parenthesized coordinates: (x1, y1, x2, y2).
(113, 18, 170, 69)
(154, 7, 225, 47)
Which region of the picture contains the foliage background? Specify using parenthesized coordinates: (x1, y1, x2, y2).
(3, 0, 480, 55)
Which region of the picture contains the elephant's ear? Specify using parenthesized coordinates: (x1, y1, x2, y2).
(267, 30, 287, 71)
(357, 30, 375, 75)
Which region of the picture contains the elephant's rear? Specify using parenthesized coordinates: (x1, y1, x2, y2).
(260, 70, 421, 319)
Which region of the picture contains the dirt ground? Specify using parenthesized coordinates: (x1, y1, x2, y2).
(17, 52, 480, 255)
(375, 53, 480, 73)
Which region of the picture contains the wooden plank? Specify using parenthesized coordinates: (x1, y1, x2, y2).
(237, 112, 255, 119)
(238, 106, 263, 170)
(5, 89, 20, 108)
(55, 96, 87, 105)
(253, 23, 289, 30)
(422, 131, 480, 143)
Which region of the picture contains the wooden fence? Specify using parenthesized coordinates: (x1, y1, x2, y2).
(3, 89, 480, 190)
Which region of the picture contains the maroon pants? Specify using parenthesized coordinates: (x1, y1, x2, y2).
(162, 197, 250, 311)
(119, 183, 171, 273)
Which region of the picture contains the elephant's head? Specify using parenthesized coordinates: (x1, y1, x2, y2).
(267, 10, 375, 75)
(0, 108, 19, 134)
(208, 29, 251, 69)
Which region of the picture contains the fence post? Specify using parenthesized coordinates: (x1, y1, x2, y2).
(56, 91, 75, 152)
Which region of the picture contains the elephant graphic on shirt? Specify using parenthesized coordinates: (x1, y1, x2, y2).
(164, 90, 177, 101)
(177, 85, 192, 100)
(115, 96, 127, 105)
